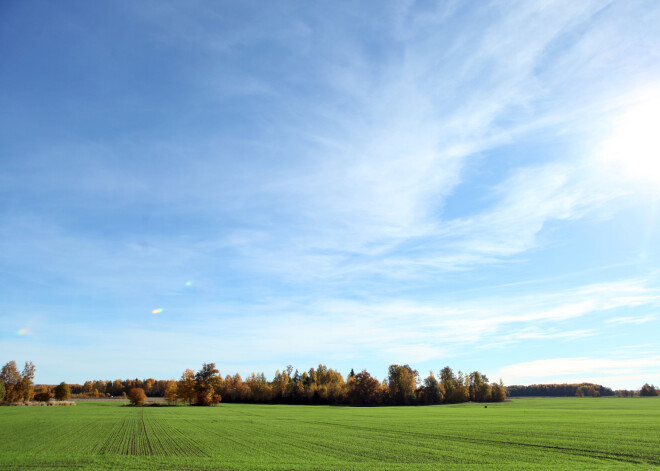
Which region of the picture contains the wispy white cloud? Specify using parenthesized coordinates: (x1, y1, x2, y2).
(605, 314, 657, 325)
(5, 1, 655, 288)
(502, 327, 595, 341)
(200, 1, 656, 281)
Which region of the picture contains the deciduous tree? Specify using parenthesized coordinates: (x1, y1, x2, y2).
(194, 363, 221, 406)
(439, 367, 454, 401)
(1, 361, 34, 403)
(387, 364, 418, 405)
(348, 370, 381, 405)
(419, 372, 443, 404)
(491, 380, 507, 402)
(111, 379, 124, 396)
(83, 381, 93, 397)
(177, 369, 196, 404)
(128, 387, 146, 405)
(164, 380, 178, 404)
(54, 382, 71, 401)
(271, 370, 289, 400)
(640, 383, 658, 396)
(469, 371, 492, 402)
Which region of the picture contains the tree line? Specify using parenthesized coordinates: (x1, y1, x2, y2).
(2, 360, 507, 406)
(505, 383, 660, 397)
(506, 383, 615, 397)
(64, 378, 174, 399)
(159, 363, 507, 406)
(5, 360, 657, 406)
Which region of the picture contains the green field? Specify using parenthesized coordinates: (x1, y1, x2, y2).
(1, 398, 659, 470)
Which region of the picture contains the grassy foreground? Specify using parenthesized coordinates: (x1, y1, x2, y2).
(1, 398, 659, 470)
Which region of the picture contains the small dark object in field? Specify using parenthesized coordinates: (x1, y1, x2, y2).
(484, 405, 487, 408)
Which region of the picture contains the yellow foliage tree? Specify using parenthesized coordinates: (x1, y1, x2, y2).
(164, 380, 178, 404)
(177, 369, 196, 404)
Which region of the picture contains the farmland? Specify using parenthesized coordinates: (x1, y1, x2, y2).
(1, 398, 659, 470)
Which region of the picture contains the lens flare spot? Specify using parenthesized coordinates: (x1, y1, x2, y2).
(18, 328, 30, 335)
(185, 281, 193, 288)
(151, 308, 163, 314)
(600, 88, 660, 189)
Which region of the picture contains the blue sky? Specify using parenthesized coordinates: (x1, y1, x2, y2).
(1, 1, 660, 388)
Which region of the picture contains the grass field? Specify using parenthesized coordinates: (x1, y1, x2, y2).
(1, 398, 659, 470)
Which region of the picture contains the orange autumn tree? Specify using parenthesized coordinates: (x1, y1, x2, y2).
(128, 387, 146, 405)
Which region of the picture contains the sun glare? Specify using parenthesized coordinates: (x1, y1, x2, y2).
(601, 91, 660, 189)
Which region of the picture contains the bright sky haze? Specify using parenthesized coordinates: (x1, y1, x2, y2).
(2, 1, 660, 388)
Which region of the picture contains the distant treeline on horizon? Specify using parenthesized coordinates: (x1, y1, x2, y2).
(507, 383, 657, 398)
(507, 383, 615, 397)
